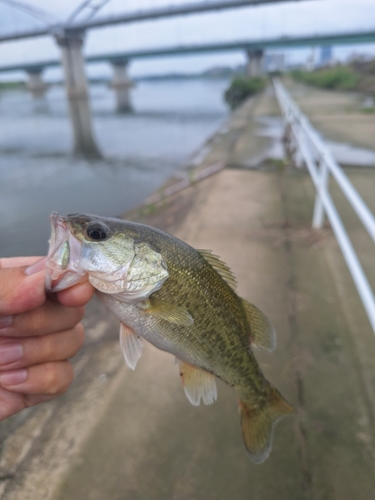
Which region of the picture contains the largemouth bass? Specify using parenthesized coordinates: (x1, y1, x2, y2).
(45, 212, 294, 463)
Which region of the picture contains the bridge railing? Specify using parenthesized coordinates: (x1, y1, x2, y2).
(273, 78, 375, 333)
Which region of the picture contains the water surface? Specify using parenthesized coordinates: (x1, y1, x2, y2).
(0, 79, 229, 257)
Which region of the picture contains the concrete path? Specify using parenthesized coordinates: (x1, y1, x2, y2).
(53, 165, 375, 500)
(284, 78, 375, 153)
(2, 89, 375, 500)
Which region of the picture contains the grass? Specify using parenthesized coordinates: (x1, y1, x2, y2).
(290, 66, 360, 91)
(0, 81, 25, 90)
(224, 76, 267, 109)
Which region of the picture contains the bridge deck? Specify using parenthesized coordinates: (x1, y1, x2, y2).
(1, 30, 375, 74)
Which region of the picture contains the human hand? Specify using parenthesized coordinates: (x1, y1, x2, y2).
(0, 257, 94, 420)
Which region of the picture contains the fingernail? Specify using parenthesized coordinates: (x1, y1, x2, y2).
(24, 257, 47, 275)
(0, 344, 23, 364)
(0, 316, 13, 329)
(0, 369, 27, 386)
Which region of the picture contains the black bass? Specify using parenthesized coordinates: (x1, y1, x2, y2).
(45, 212, 294, 463)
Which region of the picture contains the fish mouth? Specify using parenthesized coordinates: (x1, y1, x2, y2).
(46, 212, 87, 292)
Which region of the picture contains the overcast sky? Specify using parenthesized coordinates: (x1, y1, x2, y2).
(0, 0, 374, 79)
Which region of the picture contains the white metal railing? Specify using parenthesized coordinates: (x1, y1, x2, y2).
(273, 78, 375, 333)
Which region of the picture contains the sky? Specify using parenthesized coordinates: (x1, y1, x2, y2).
(0, 0, 374, 80)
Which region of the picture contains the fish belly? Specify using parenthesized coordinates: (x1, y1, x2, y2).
(97, 292, 199, 366)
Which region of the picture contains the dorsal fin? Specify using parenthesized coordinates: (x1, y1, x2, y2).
(198, 250, 237, 290)
(242, 299, 276, 352)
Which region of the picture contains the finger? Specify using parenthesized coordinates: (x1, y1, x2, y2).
(0, 324, 85, 370)
(0, 361, 74, 396)
(24, 393, 58, 407)
(0, 387, 65, 421)
(56, 281, 95, 308)
(0, 387, 26, 420)
(24, 256, 48, 275)
(0, 266, 46, 315)
(0, 300, 84, 338)
(0, 256, 44, 269)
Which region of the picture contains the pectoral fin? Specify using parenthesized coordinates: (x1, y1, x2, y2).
(178, 361, 217, 406)
(139, 298, 194, 326)
(242, 299, 276, 352)
(119, 323, 144, 370)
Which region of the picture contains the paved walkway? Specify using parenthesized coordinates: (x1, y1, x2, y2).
(55, 166, 375, 500)
(2, 89, 375, 500)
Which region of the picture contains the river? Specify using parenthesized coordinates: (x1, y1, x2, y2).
(0, 79, 229, 257)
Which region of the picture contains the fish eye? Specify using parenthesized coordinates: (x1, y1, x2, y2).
(86, 223, 109, 241)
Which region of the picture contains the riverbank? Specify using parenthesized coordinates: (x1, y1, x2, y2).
(1, 85, 375, 500)
(290, 61, 375, 94)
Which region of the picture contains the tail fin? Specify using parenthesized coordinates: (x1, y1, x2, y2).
(239, 388, 295, 464)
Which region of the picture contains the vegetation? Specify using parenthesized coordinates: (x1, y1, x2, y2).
(0, 80, 25, 90)
(224, 76, 267, 109)
(290, 65, 360, 91)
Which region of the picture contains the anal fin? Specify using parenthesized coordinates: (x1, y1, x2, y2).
(178, 361, 217, 406)
(119, 323, 144, 370)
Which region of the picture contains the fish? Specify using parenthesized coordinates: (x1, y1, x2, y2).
(45, 211, 294, 463)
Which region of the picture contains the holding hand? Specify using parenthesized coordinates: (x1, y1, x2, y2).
(0, 257, 94, 420)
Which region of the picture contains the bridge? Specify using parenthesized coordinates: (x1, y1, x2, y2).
(1, 29, 375, 76)
(2, 28, 374, 118)
(3, 0, 373, 160)
(1, 0, 317, 158)
(0, 0, 311, 43)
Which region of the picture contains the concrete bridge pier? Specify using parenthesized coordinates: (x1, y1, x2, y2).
(55, 30, 101, 159)
(109, 59, 134, 113)
(25, 67, 48, 98)
(246, 49, 264, 77)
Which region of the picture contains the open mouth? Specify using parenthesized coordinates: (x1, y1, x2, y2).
(46, 212, 87, 292)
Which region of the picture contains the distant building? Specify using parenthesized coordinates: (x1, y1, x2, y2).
(319, 46, 333, 66)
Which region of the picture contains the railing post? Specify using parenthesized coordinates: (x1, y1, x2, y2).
(291, 119, 304, 168)
(312, 155, 329, 228)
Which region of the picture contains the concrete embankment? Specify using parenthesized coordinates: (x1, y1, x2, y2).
(1, 84, 375, 500)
